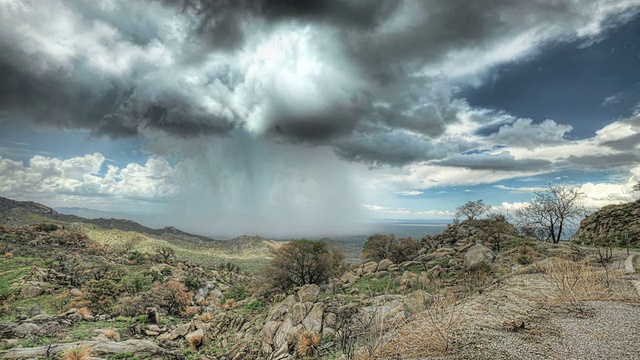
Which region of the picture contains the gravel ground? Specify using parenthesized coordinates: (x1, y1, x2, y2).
(399, 260, 640, 360)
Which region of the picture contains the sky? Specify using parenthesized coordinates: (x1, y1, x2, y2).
(1, 0, 640, 238)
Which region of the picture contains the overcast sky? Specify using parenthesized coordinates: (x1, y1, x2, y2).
(1, 0, 639, 238)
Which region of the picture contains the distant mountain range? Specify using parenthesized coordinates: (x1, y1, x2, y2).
(0, 197, 282, 247)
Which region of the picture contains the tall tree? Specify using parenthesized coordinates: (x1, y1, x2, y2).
(515, 185, 586, 243)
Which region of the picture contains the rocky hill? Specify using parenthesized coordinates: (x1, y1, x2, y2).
(573, 199, 640, 245)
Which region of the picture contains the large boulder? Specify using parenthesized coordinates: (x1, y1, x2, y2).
(464, 243, 495, 269)
(377, 259, 394, 271)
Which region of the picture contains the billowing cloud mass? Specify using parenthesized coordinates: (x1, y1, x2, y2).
(1, 0, 640, 234)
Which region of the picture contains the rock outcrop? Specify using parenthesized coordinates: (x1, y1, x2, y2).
(574, 200, 640, 245)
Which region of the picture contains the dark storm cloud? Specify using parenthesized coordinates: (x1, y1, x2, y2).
(1, 0, 639, 166)
(564, 152, 640, 169)
(434, 152, 552, 171)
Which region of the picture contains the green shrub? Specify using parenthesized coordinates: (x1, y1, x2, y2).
(184, 277, 200, 292)
(223, 284, 250, 302)
(243, 299, 264, 313)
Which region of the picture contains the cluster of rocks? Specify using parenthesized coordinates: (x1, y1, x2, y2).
(574, 199, 640, 245)
(339, 243, 496, 289)
(0, 339, 179, 360)
(0, 307, 97, 349)
(11, 266, 69, 300)
(261, 284, 327, 359)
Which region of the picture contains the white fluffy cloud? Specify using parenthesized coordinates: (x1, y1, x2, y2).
(0, 153, 180, 206)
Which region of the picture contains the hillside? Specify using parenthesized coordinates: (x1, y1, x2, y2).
(0, 197, 280, 268)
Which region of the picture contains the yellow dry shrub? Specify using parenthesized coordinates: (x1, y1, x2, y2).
(296, 330, 321, 357)
(59, 345, 92, 360)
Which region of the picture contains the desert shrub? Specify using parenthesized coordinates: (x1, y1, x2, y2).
(200, 312, 213, 322)
(223, 299, 236, 310)
(82, 279, 120, 315)
(187, 332, 202, 349)
(219, 261, 242, 273)
(222, 284, 250, 302)
(243, 299, 264, 313)
(382, 288, 468, 357)
(121, 273, 153, 295)
(541, 259, 602, 313)
(35, 223, 60, 232)
(104, 327, 120, 341)
(155, 246, 176, 263)
(148, 279, 193, 315)
(362, 234, 396, 262)
(112, 295, 145, 317)
(264, 239, 344, 291)
(363, 234, 419, 263)
(184, 277, 200, 292)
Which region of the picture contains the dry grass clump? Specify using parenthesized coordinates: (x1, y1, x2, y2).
(223, 299, 236, 310)
(381, 288, 470, 358)
(200, 312, 213, 322)
(59, 345, 92, 360)
(77, 307, 90, 318)
(295, 330, 321, 357)
(104, 327, 120, 341)
(188, 333, 203, 349)
(184, 306, 202, 317)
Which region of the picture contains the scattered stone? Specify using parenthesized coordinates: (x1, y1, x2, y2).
(19, 285, 43, 299)
(11, 323, 40, 338)
(186, 329, 204, 347)
(143, 307, 158, 324)
(363, 261, 379, 274)
(624, 255, 636, 274)
(341, 272, 359, 285)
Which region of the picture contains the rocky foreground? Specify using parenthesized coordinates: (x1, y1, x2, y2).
(1, 202, 639, 359)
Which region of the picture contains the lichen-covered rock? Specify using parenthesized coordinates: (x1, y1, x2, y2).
(302, 302, 324, 334)
(297, 284, 320, 303)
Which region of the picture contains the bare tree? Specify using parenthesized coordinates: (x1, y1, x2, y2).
(515, 185, 586, 243)
(455, 200, 491, 221)
(479, 213, 512, 252)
